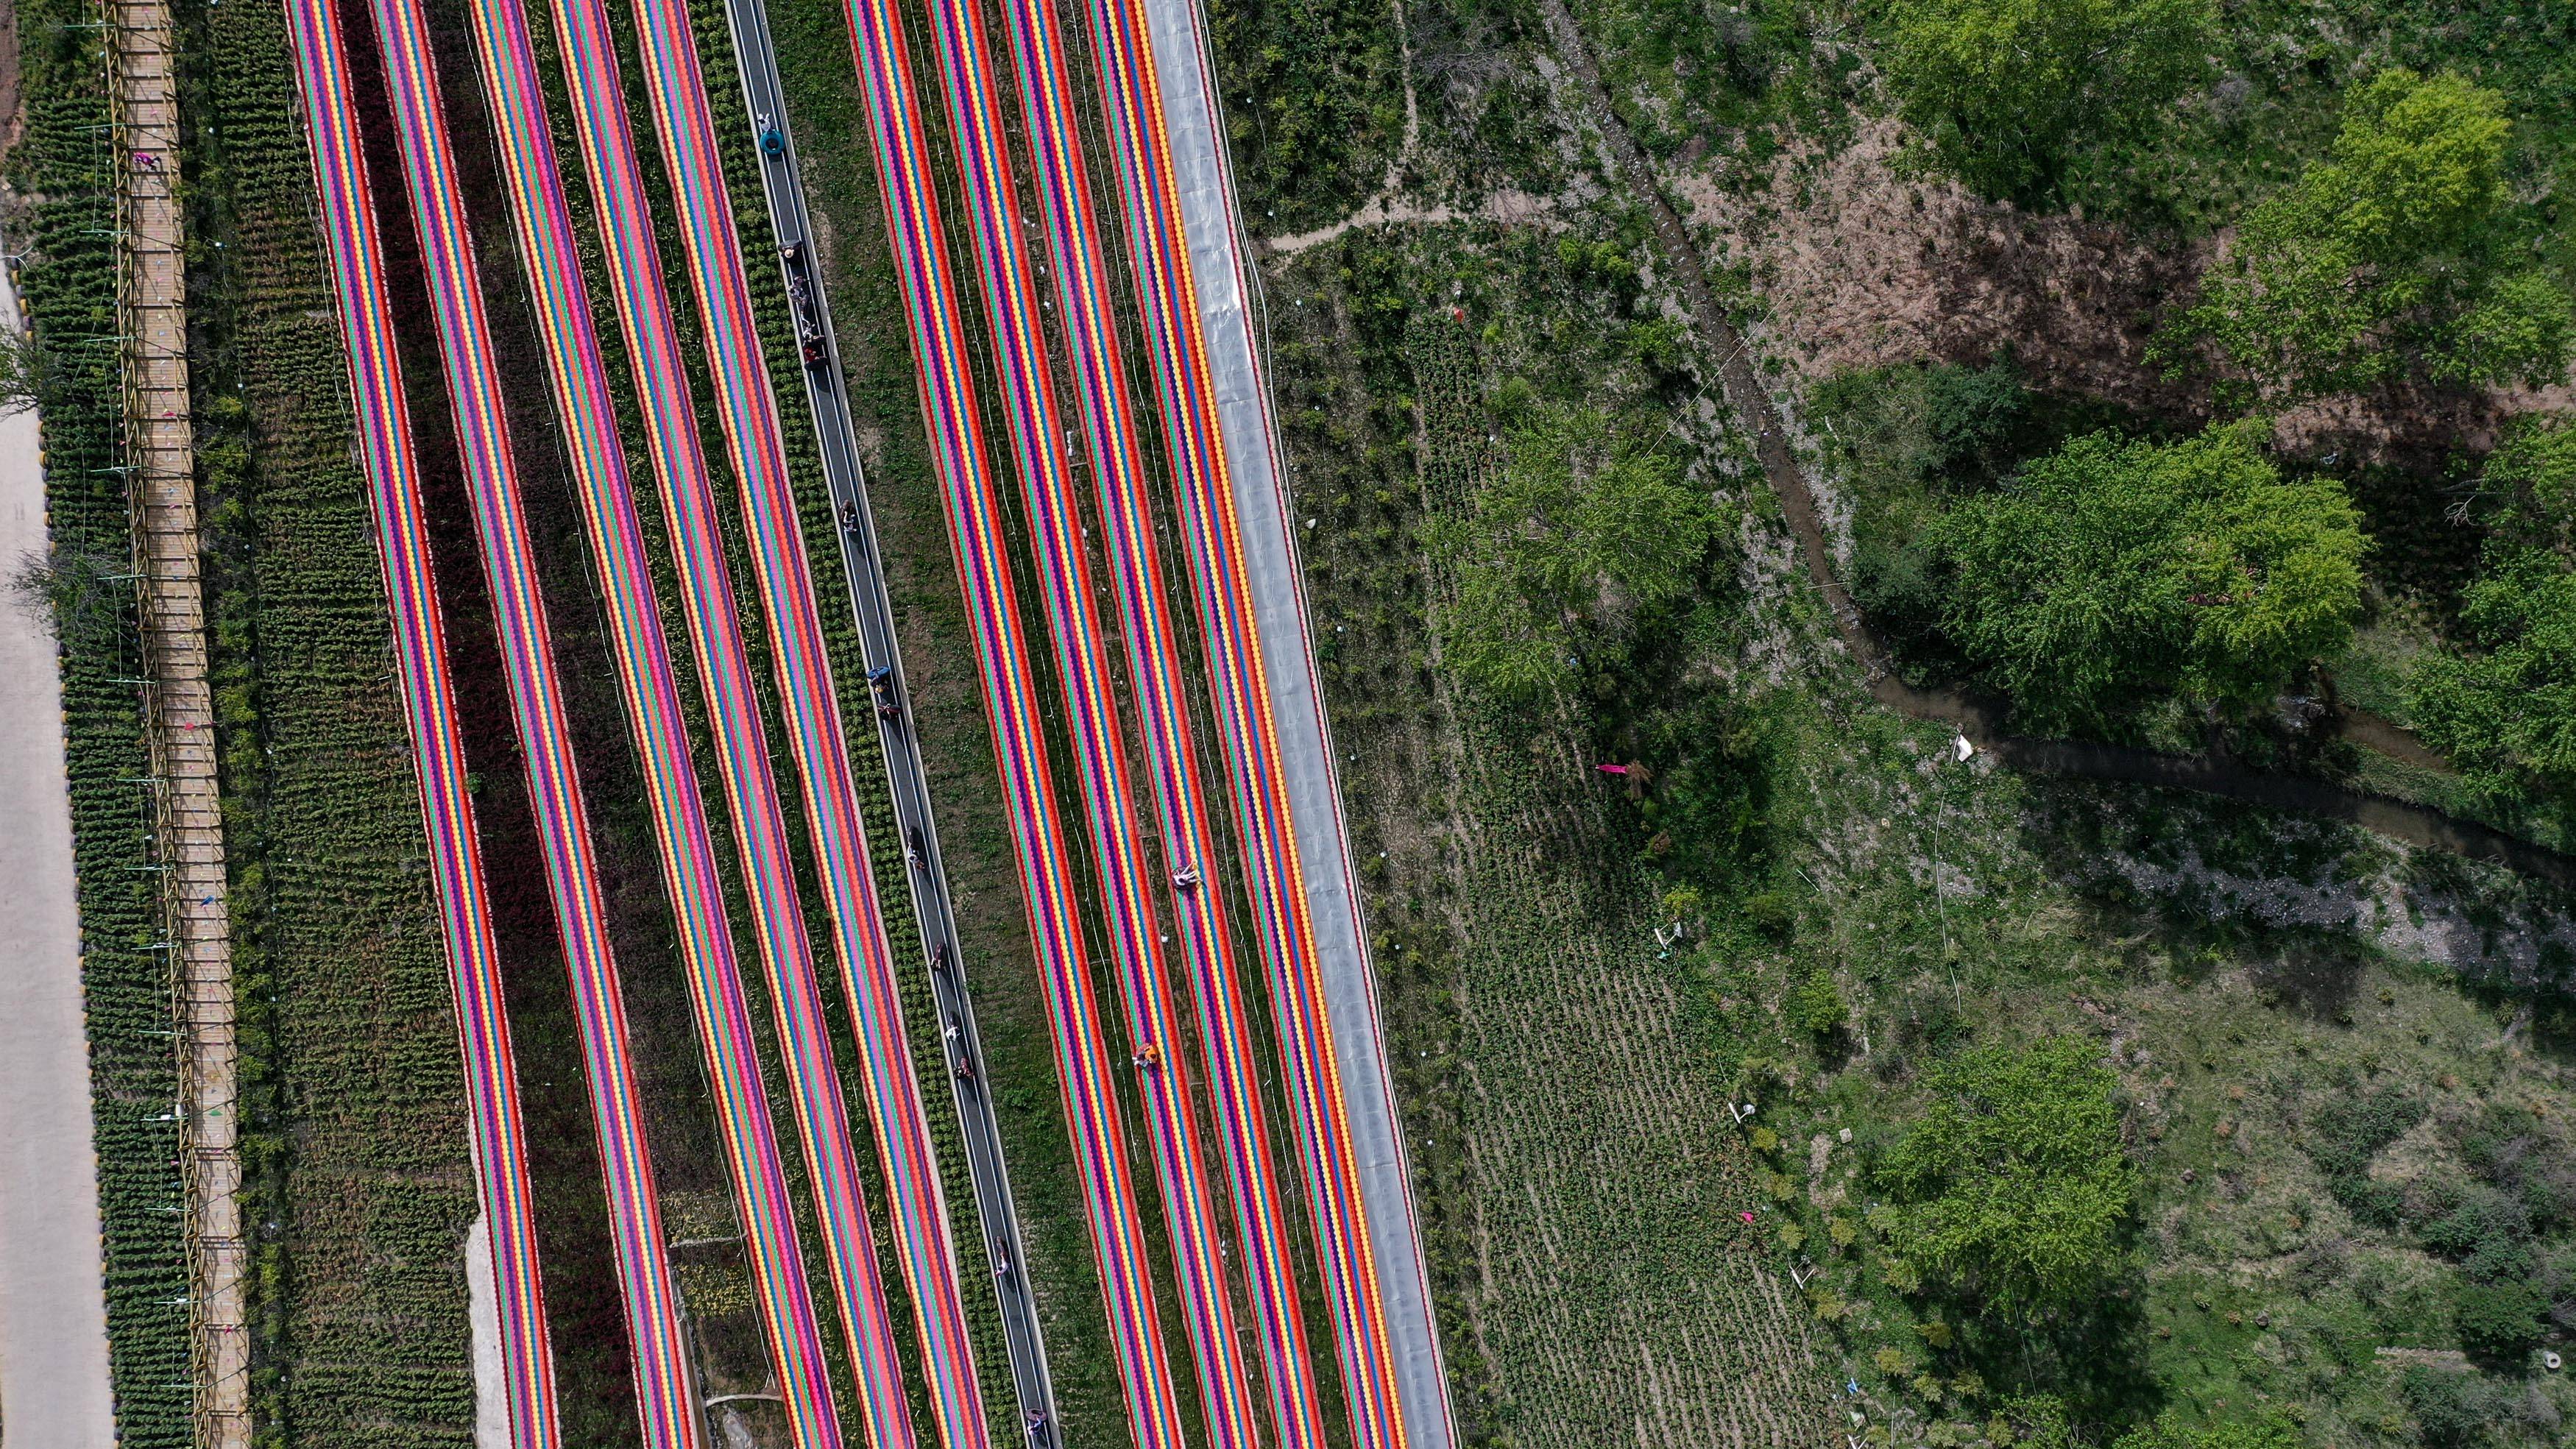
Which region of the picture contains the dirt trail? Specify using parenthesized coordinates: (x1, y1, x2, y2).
(1533, 0, 2573, 891)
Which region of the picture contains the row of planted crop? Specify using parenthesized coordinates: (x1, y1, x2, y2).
(16, 0, 192, 1442)
(194, 0, 489, 1440)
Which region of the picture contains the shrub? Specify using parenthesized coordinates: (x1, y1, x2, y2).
(1785, 968, 1850, 1038)
(1880, 1035, 2134, 1311)
(1992, 1395, 2078, 1449)
(1741, 889, 1796, 942)
(2402, 1364, 2500, 1448)
(2308, 1085, 2425, 1179)
(2455, 1281, 2548, 1366)
(1630, 692, 1771, 892)
(2423, 1189, 2537, 1282)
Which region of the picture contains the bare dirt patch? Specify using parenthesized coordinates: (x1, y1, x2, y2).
(1671, 116, 2576, 464)
(1671, 117, 2204, 404)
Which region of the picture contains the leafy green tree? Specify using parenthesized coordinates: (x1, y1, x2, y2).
(1428, 401, 1719, 705)
(2468, 413, 2576, 561)
(1880, 0, 2215, 202)
(1784, 968, 1848, 1038)
(1929, 421, 2367, 728)
(0, 323, 60, 414)
(2410, 419, 2576, 804)
(1880, 1035, 2134, 1311)
(2163, 70, 2572, 403)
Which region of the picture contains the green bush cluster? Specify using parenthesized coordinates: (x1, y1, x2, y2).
(1783, 968, 1847, 1039)
(2301, 1083, 2576, 1378)
(1424, 394, 1719, 706)
(1877, 1035, 2136, 1313)
(1209, 0, 1402, 231)
(10, 0, 191, 1441)
(1572, 0, 1814, 160)
(1879, 0, 2216, 204)
(2303, 1082, 2424, 1225)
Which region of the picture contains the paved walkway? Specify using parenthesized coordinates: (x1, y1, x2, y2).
(1133, 4, 1454, 1444)
(111, 0, 247, 1435)
(0, 261, 119, 1449)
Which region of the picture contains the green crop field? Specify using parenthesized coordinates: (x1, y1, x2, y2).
(11, 0, 191, 1442)
(188, 0, 487, 1439)
(1264, 216, 1837, 1447)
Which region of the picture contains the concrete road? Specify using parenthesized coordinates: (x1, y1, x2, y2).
(1130, 5, 1455, 1445)
(0, 260, 120, 1449)
(465, 1214, 508, 1449)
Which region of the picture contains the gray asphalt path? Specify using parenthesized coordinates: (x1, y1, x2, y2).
(699, 2, 1061, 1434)
(464, 1214, 509, 1449)
(0, 260, 120, 1449)
(1131, 5, 1455, 1445)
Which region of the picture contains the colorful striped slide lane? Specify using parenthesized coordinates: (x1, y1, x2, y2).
(908, 0, 1269, 1444)
(282, 1, 558, 1440)
(829, 0, 1195, 1445)
(353, 0, 718, 1438)
(450, 0, 868, 1442)
(1077, 0, 1412, 1442)
(538, 1, 949, 1441)
(995, 4, 1335, 1445)
(616, 0, 999, 1443)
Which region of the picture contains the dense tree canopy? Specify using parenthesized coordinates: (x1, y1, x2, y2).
(2469, 412, 2576, 562)
(1429, 400, 1719, 705)
(1880, 1035, 2134, 1311)
(1880, 0, 2215, 202)
(1928, 422, 2367, 729)
(2410, 418, 2576, 806)
(2164, 70, 2572, 403)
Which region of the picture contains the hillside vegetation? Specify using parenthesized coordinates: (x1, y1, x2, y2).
(1222, 0, 2576, 1445)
